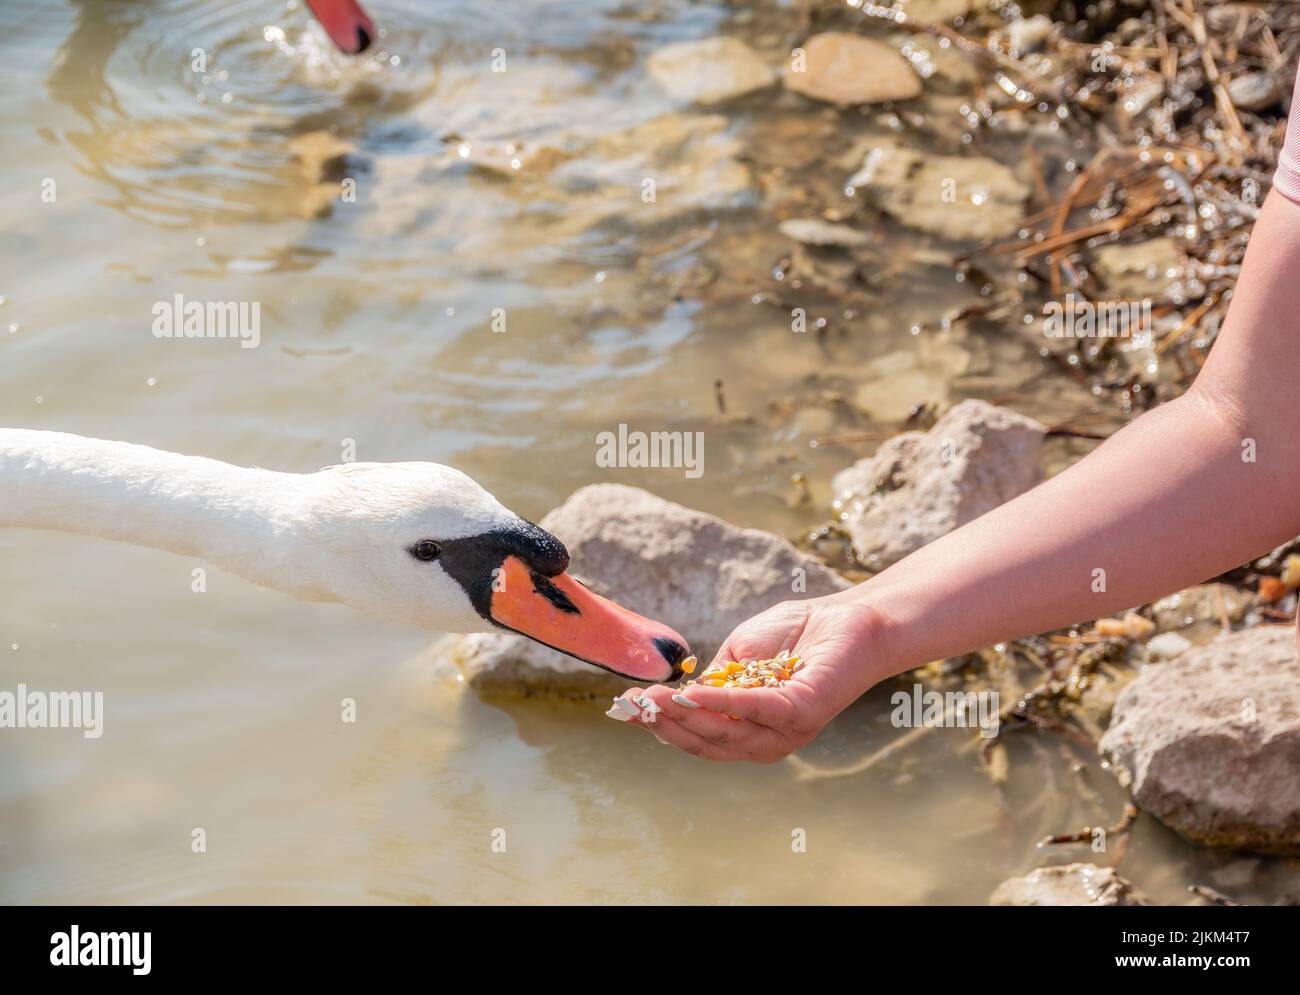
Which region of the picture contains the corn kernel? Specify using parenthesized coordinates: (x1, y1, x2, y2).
(1095, 617, 1126, 638)
(1122, 611, 1155, 640)
(680, 655, 697, 674)
(683, 655, 807, 692)
(1259, 576, 1287, 603)
(1283, 555, 1300, 590)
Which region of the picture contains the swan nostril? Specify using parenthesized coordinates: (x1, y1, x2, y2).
(531, 573, 580, 615)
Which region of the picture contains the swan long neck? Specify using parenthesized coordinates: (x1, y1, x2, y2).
(0, 429, 331, 600)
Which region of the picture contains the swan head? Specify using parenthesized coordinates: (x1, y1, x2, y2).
(310, 462, 691, 683)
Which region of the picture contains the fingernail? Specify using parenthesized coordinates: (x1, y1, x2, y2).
(605, 706, 635, 722)
(672, 693, 700, 710)
(637, 697, 662, 724)
(653, 734, 670, 745)
(611, 696, 641, 719)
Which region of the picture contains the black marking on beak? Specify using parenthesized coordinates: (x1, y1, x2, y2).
(354, 26, 372, 52)
(435, 521, 572, 621)
(532, 572, 580, 615)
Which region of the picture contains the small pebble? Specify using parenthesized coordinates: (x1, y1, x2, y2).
(1146, 631, 1193, 661)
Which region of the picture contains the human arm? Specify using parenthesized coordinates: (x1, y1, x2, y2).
(622, 190, 1300, 761)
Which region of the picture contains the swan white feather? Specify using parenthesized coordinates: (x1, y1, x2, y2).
(0, 428, 514, 633)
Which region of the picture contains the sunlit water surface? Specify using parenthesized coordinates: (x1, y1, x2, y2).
(0, 0, 1272, 904)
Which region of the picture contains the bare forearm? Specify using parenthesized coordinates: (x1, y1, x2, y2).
(840, 390, 1298, 674)
(839, 190, 1300, 679)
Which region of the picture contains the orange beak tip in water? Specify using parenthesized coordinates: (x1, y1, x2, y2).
(304, 0, 376, 54)
(487, 557, 690, 684)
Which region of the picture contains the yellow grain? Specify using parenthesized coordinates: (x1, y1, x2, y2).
(683, 655, 807, 691)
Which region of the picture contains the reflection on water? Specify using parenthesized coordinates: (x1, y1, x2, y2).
(0, 0, 1273, 904)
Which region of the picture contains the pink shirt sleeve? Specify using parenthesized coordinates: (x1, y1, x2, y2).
(1275, 62, 1300, 203)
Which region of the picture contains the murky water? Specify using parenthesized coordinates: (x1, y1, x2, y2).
(0, 0, 1282, 904)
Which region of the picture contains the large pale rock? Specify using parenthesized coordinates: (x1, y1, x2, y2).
(437, 485, 850, 699)
(646, 37, 776, 105)
(785, 33, 922, 106)
(990, 864, 1147, 906)
(1100, 626, 1300, 854)
(847, 146, 1030, 241)
(832, 399, 1045, 568)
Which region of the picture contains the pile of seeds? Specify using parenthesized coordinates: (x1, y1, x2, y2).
(689, 649, 804, 689)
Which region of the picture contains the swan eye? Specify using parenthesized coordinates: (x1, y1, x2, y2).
(411, 540, 442, 561)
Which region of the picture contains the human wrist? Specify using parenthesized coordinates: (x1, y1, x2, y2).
(817, 588, 908, 688)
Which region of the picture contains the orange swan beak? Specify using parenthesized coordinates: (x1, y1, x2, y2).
(488, 556, 690, 683)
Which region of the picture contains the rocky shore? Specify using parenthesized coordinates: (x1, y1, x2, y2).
(441, 403, 1299, 889)
(426, 1, 1300, 901)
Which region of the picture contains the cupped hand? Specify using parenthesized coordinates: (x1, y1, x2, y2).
(612, 595, 891, 763)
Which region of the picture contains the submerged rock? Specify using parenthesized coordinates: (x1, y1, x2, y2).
(778, 218, 873, 249)
(785, 33, 921, 106)
(1089, 238, 1184, 299)
(437, 485, 850, 698)
(1151, 583, 1252, 632)
(286, 130, 356, 218)
(646, 37, 776, 105)
(890, 33, 981, 94)
(557, 113, 757, 231)
(1100, 626, 1300, 853)
(895, 0, 972, 22)
(990, 864, 1147, 906)
(833, 399, 1045, 568)
(853, 356, 950, 422)
(846, 146, 1030, 241)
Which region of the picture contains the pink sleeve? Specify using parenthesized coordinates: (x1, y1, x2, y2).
(1275, 62, 1300, 203)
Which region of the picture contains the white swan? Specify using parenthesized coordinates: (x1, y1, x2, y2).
(0, 428, 690, 682)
